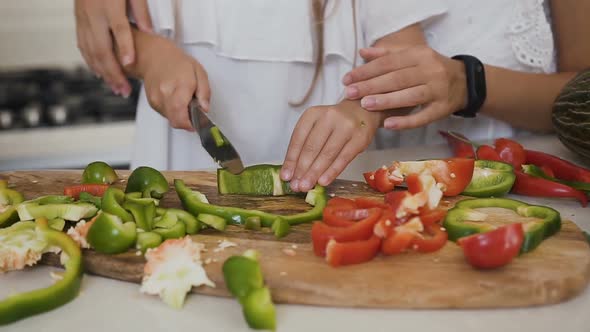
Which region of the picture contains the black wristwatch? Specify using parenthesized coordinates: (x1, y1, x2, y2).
(451, 55, 487, 118)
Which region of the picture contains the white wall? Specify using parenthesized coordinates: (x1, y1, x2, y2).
(0, 0, 85, 69)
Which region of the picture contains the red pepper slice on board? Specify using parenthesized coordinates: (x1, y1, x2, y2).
(373, 168, 397, 193)
(311, 208, 382, 257)
(363, 172, 377, 190)
(417, 208, 447, 227)
(325, 236, 381, 267)
(427, 158, 474, 196)
(381, 229, 416, 255)
(439, 131, 476, 158)
(322, 207, 370, 228)
(326, 197, 357, 209)
(476, 145, 502, 161)
(411, 224, 448, 253)
(525, 150, 590, 183)
(458, 223, 524, 269)
(384, 191, 412, 212)
(354, 197, 390, 209)
(512, 170, 588, 207)
(494, 138, 526, 169)
(64, 184, 109, 200)
(373, 209, 402, 238)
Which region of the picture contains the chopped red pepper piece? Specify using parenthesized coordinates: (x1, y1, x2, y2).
(458, 223, 524, 269)
(525, 150, 590, 183)
(439, 131, 476, 158)
(417, 207, 447, 227)
(354, 197, 390, 209)
(311, 208, 382, 257)
(494, 138, 526, 169)
(381, 229, 416, 255)
(325, 236, 381, 267)
(363, 172, 376, 189)
(64, 184, 109, 200)
(384, 191, 411, 212)
(322, 207, 369, 227)
(373, 168, 397, 193)
(411, 224, 448, 253)
(512, 170, 588, 207)
(476, 145, 502, 161)
(326, 197, 357, 209)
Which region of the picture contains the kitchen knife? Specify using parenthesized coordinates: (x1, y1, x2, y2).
(189, 99, 245, 174)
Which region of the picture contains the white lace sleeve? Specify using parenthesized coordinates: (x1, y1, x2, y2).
(508, 0, 555, 73)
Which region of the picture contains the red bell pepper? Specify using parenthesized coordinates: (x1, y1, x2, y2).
(64, 184, 109, 200)
(476, 145, 502, 161)
(373, 167, 403, 193)
(458, 223, 524, 269)
(326, 197, 357, 209)
(325, 236, 381, 267)
(381, 229, 416, 255)
(411, 224, 448, 253)
(494, 138, 526, 169)
(525, 150, 590, 183)
(439, 131, 476, 158)
(322, 207, 370, 227)
(363, 172, 376, 189)
(417, 207, 447, 227)
(311, 208, 382, 256)
(354, 197, 390, 209)
(512, 170, 588, 207)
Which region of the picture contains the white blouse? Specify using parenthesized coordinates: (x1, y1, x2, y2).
(132, 0, 447, 170)
(373, 0, 556, 149)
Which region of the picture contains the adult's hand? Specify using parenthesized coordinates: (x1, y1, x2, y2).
(342, 46, 468, 130)
(74, 0, 153, 97)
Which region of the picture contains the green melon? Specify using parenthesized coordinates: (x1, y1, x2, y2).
(552, 69, 590, 163)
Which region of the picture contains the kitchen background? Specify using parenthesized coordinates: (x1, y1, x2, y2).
(0, 0, 139, 171)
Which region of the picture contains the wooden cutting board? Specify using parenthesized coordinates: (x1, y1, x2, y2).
(3, 170, 590, 309)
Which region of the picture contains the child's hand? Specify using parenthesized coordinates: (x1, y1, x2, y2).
(342, 46, 467, 130)
(140, 37, 210, 131)
(281, 100, 383, 192)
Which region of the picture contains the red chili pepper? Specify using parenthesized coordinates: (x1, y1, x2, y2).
(525, 150, 590, 183)
(494, 138, 526, 169)
(512, 170, 588, 207)
(476, 145, 502, 161)
(64, 184, 109, 200)
(439, 131, 476, 158)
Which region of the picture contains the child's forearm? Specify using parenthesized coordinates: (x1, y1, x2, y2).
(113, 27, 169, 79)
(480, 66, 576, 132)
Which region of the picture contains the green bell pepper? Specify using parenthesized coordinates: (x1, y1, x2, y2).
(245, 216, 262, 231)
(0, 187, 24, 228)
(0, 218, 83, 325)
(522, 164, 590, 192)
(17, 202, 97, 222)
(102, 187, 133, 222)
(87, 212, 137, 254)
(271, 218, 290, 239)
(125, 166, 169, 199)
(28, 195, 74, 205)
(222, 250, 276, 331)
(136, 231, 163, 253)
(443, 198, 561, 253)
(153, 221, 186, 240)
(217, 164, 294, 196)
(123, 197, 156, 231)
(82, 161, 118, 184)
(78, 192, 102, 209)
(197, 213, 227, 231)
(462, 160, 516, 198)
(175, 179, 326, 227)
(156, 208, 201, 234)
(153, 210, 178, 228)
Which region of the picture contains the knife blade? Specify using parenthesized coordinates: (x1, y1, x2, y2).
(189, 99, 244, 174)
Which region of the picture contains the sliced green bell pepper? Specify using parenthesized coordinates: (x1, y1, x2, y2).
(271, 218, 290, 239)
(245, 216, 262, 231)
(17, 202, 97, 222)
(462, 160, 516, 198)
(102, 187, 134, 222)
(0, 187, 24, 228)
(153, 221, 186, 240)
(82, 161, 118, 184)
(78, 192, 102, 209)
(443, 198, 561, 253)
(125, 166, 169, 199)
(136, 231, 163, 253)
(156, 208, 201, 234)
(123, 197, 156, 231)
(217, 164, 294, 196)
(28, 195, 74, 205)
(522, 164, 590, 192)
(222, 250, 276, 331)
(175, 179, 326, 227)
(198, 213, 227, 231)
(0, 218, 82, 325)
(87, 212, 137, 254)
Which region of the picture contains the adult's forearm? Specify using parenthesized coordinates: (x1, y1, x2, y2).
(481, 66, 576, 132)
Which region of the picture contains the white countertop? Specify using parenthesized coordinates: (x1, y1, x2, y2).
(2, 134, 590, 332)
